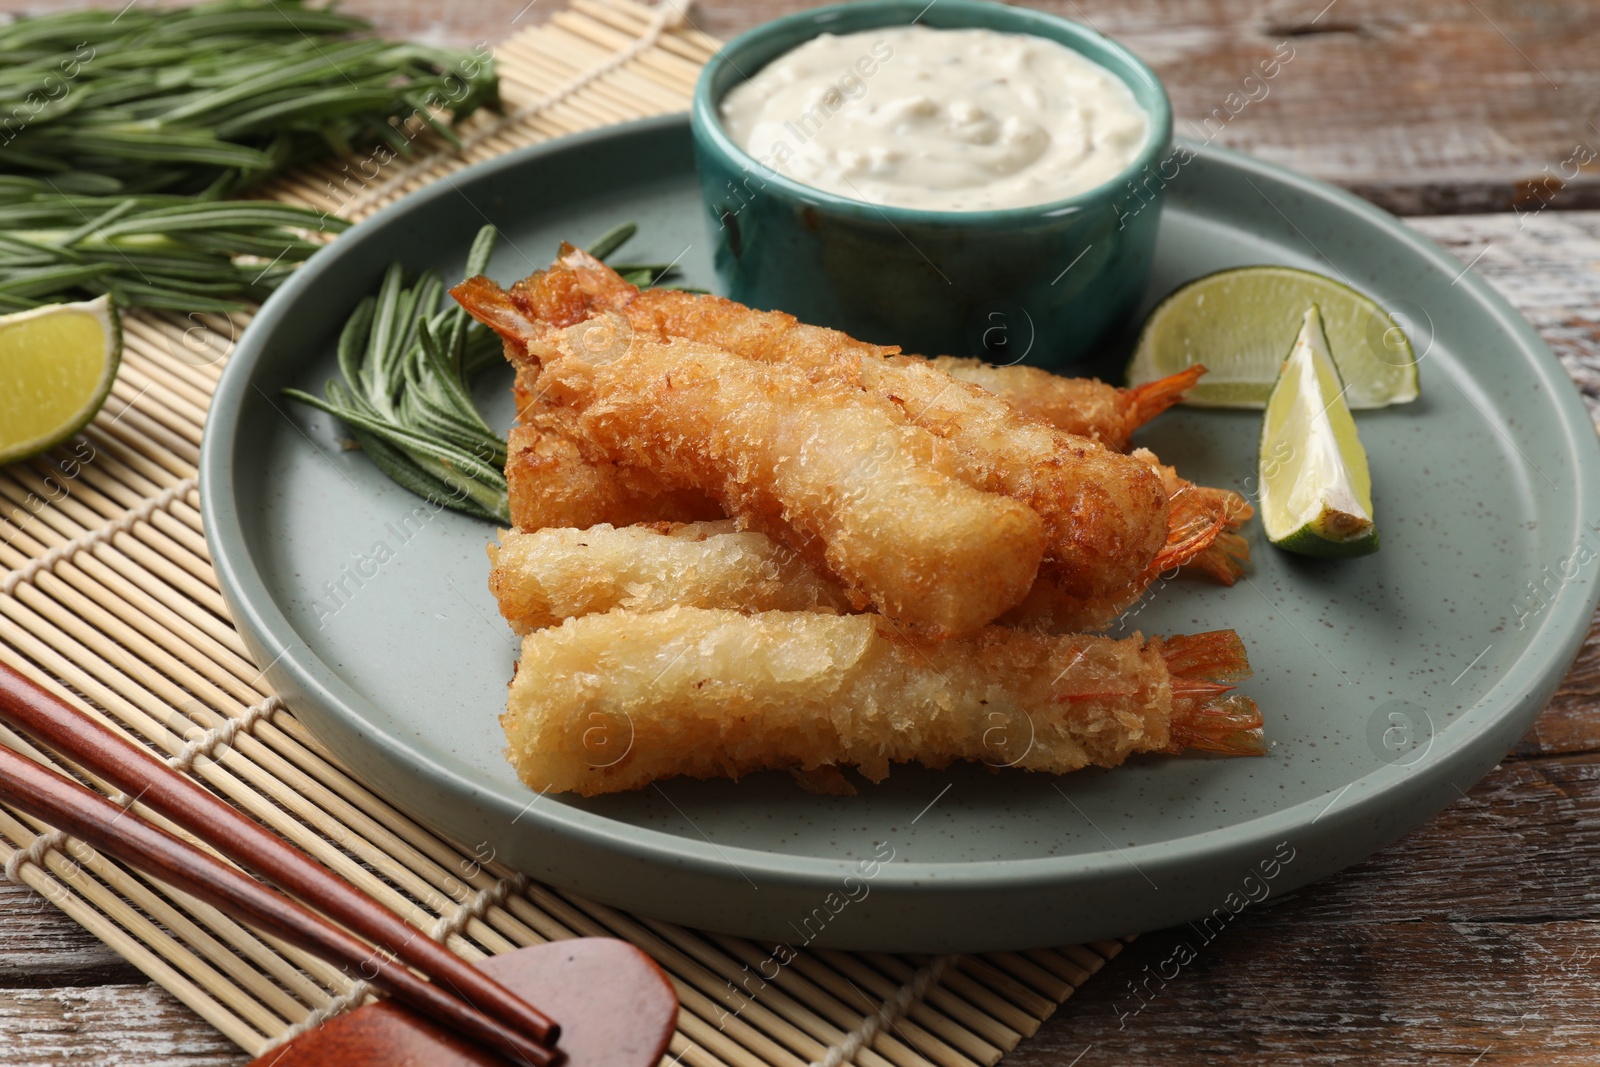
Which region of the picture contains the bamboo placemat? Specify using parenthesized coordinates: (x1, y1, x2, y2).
(0, 2, 1126, 1063)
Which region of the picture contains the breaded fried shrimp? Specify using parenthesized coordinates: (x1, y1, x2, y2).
(489, 521, 849, 633)
(505, 423, 718, 531)
(528, 313, 1048, 635)
(462, 254, 1171, 599)
(927, 359, 1205, 450)
(503, 607, 1264, 796)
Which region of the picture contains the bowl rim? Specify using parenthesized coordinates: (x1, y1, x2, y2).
(690, 0, 1175, 225)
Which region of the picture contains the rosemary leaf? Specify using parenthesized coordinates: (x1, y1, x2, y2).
(585, 222, 637, 262)
(286, 221, 687, 523)
(0, 0, 500, 307)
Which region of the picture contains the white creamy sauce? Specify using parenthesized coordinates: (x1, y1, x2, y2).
(720, 25, 1150, 211)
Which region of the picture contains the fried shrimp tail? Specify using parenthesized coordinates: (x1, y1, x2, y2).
(927, 359, 1205, 450)
(1161, 630, 1267, 756)
(1133, 448, 1254, 583)
(1000, 457, 1255, 633)
(489, 521, 849, 633)
(503, 607, 1263, 795)
(1185, 531, 1252, 584)
(1126, 366, 1209, 432)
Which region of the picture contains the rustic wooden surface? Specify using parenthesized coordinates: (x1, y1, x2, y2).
(1016, 209, 1600, 1065)
(1, 2, 1599, 1065)
(7, 0, 1595, 214)
(684, 0, 1600, 215)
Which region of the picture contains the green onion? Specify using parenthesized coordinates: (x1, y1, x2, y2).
(284, 224, 690, 523)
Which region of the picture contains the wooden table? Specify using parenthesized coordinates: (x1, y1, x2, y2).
(2, 1, 1598, 1063)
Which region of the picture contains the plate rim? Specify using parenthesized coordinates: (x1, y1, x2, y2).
(199, 112, 1600, 898)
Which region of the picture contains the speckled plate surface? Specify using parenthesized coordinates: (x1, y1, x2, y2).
(200, 115, 1600, 952)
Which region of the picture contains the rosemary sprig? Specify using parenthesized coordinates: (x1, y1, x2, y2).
(284, 223, 691, 523)
(592, 221, 708, 292)
(285, 225, 508, 522)
(0, 182, 345, 311)
(0, 0, 499, 308)
(0, 1, 499, 197)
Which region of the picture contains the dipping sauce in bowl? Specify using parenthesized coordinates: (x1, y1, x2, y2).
(691, 0, 1174, 367)
(719, 26, 1150, 212)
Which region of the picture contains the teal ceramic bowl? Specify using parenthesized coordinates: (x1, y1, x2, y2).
(690, 0, 1173, 367)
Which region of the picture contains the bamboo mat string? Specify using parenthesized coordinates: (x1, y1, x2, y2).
(433, 870, 532, 942)
(259, 981, 376, 1053)
(1, 475, 198, 597)
(2, 825, 67, 884)
(166, 695, 281, 774)
(814, 956, 958, 1067)
(0, 3, 1128, 1063)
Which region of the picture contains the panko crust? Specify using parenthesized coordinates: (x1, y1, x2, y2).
(505, 423, 718, 531)
(536, 319, 1049, 636)
(503, 607, 1217, 796)
(488, 521, 850, 633)
(530, 254, 1170, 599)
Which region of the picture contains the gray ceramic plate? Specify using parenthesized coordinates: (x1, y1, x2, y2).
(200, 115, 1600, 952)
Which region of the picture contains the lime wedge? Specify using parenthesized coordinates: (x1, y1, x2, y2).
(0, 295, 120, 465)
(1127, 266, 1419, 409)
(1259, 305, 1378, 558)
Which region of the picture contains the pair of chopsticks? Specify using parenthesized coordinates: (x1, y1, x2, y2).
(0, 662, 560, 1067)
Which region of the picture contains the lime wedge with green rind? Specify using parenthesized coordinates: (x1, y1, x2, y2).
(1127, 266, 1419, 409)
(1259, 304, 1379, 558)
(0, 295, 120, 466)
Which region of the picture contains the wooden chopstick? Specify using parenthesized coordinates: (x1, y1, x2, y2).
(0, 664, 560, 1055)
(0, 739, 557, 1066)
